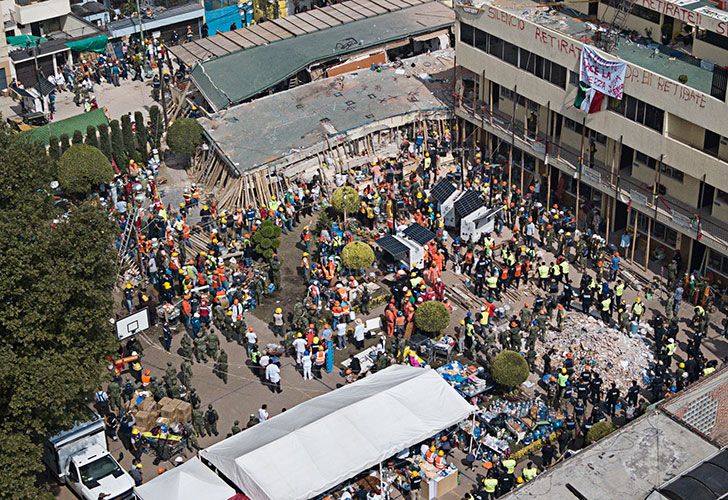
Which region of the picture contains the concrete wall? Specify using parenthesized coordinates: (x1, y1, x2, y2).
(13, 0, 70, 25)
(692, 37, 728, 67)
(455, 6, 728, 192)
(599, 3, 662, 43)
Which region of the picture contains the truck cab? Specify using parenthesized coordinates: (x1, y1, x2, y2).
(43, 410, 135, 500)
(65, 446, 135, 500)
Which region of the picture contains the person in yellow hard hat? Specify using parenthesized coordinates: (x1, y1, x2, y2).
(273, 307, 284, 336)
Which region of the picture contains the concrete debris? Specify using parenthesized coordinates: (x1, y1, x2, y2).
(537, 314, 655, 392)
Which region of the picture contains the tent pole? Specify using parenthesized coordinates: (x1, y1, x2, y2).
(379, 461, 384, 499)
(468, 412, 476, 452)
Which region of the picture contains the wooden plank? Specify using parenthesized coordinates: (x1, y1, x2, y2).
(169, 45, 198, 67)
(247, 23, 283, 43)
(296, 11, 330, 30)
(319, 5, 355, 22)
(256, 21, 294, 40)
(305, 8, 342, 26)
(348, 0, 384, 16)
(235, 27, 270, 46)
(224, 30, 258, 49)
(330, 3, 366, 20)
(183, 41, 217, 61)
(368, 0, 400, 11)
(283, 15, 320, 33)
(210, 32, 243, 52)
(376, 0, 408, 8)
(194, 38, 229, 58)
(271, 18, 307, 36)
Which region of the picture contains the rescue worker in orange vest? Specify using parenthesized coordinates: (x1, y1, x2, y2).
(434, 450, 447, 470)
(141, 369, 152, 386)
(425, 446, 436, 464)
(313, 346, 326, 378)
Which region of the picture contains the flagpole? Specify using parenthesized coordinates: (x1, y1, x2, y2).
(575, 117, 587, 228)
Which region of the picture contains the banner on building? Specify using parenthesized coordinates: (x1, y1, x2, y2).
(579, 45, 627, 100)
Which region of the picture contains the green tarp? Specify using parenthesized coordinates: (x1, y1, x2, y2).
(21, 109, 109, 145)
(64, 35, 109, 53)
(6, 35, 47, 47)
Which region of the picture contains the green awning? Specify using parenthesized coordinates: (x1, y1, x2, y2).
(6, 35, 47, 47)
(64, 35, 109, 53)
(20, 109, 109, 145)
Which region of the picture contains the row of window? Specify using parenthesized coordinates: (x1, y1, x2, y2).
(600, 0, 661, 23)
(459, 23, 567, 89)
(635, 151, 685, 183)
(608, 94, 665, 133)
(562, 117, 607, 144)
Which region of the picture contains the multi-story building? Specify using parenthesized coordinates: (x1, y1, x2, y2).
(453, 0, 728, 284)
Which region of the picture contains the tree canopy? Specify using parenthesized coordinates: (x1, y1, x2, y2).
(414, 301, 451, 334)
(490, 350, 529, 388)
(341, 241, 375, 270)
(0, 128, 117, 497)
(331, 186, 360, 218)
(167, 117, 204, 157)
(252, 219, 282, 261)
(58, 144, 114, 196)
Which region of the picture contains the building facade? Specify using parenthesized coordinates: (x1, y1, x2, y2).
(454, 0, 728, 284)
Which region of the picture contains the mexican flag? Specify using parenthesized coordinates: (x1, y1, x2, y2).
(574, 81, 604, 113)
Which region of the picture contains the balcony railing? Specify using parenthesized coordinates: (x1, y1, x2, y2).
(455, 97, 728, 253)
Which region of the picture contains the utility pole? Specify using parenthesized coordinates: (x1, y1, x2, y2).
(157, 59, 169, 131)
(135, 0, 144, 42)
(575, 117, 587, 226)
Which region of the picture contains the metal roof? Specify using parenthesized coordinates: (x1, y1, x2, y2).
(171, 0, 442, 67)
(403, 223, 435, 245)
(658, 449, 728, 500)
(376, 234, 410, 260)
(189, 0, 454, 110)
(199, 49, 453, 174)
(107, 2, 204, 38)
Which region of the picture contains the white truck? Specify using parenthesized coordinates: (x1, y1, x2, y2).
(43, 411, 135, 500)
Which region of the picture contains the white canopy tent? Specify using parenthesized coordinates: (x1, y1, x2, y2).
(200, 365, 476, 500)
(134, 457, 236, 500)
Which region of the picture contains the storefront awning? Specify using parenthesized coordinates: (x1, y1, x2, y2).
(200, 365, 475, 500)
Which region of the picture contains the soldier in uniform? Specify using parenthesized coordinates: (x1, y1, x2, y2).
(164, 362, 177, 387)
(269, 253, 282, 292)
(193, 335, 208, 363)
(230, 420, 241, 435)
(180, 360, 193, 389)
(215, 350, 229, 384)
(180, 335, 194, 363)
(188, 387, 201, 409)
(192, 408, 205, 437)
(185, 423, 201, 451)
(150, 377, 166, 401)
(206, 330, 220, 360)
(167, 378, 181, 399)
(223, 310, 235, 342)
(204, 404, 219, 436)
(107, 380, 122, 413)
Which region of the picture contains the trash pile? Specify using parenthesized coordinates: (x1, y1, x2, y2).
(538, 314, 655, 392)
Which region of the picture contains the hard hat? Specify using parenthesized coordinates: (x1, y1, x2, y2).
(412, 470, 419, 477)
(157, 467, 167, 474)
(297, 332, 303, 338)
(636, 297, 642, 302)
(517, 477, 524, 484)
(275, 308, 282, 313)
(132, 428, 140, 435)
(126, 283, 132, 289)
(438, 450, 444, 456)
(561, 368, 567, 374)
(430, 446, 436, 452)
(136, 463, 143, 469)
(679, 362, 685, 368)
(483, 461, 493, 469)
(303, 252, 309, 256)
(226, 311, 232, 316)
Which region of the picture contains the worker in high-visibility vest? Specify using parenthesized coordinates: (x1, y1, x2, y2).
(631, 297, 645, 322)
(521, 461, 538, 481)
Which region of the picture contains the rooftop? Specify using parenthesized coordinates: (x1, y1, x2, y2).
(508, 369, 728, 500)
(170, 0, 448, 68)
(190, 0, 454, 110)
(107, 2, 203, 36)
(458, 0, 717, 95)
(199, 49, 454, 173)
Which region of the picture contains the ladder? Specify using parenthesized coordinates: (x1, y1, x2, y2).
(598, 0, 638, 52)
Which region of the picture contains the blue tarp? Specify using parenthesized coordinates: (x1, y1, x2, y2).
(205, 4, 245, 36)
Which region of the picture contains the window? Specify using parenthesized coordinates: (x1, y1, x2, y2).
(563, 117, 583, 135)
(458, 24, 566, 89)
(591, 131, 607, 145)
(569, 71, 579, 86)
(460, 23, 474, 45)
(704, 129, 721, 157)
(698, 29, 728, 51)
(610, 95, 664, 133)
(707, 249, 728, 276)
(634, 213, 678, 247)
(635, 152, 684, 182)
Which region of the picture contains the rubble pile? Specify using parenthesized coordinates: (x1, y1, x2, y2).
(538, 314, 655, 392)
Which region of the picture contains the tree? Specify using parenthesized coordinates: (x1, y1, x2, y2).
(167, 117, 204, 159)
(97, 123, 113, 162)
(414, 301, 451, 334)
(60, 133, 71, 153)
(85, 125, 99, 149)
(58, 144, 114, 196)
(121, 114, 136, 161)
(341, 241, 375, 270)
(0, 125, 116, 496)
(72, 129, 84, 145)
(252, 219, 282, 261)
(134, 111, 149, 158)
(149, 105, 163, 149)
(331, 186, 360, 221)
(48, 135, 61, 161)
(586, 421, 616, 444)
(110, 119, 127, 172)
(490, 350, 529, 388)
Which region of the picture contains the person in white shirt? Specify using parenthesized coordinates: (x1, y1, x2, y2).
(292, 334, 307, 365)
(301, 350, 313, 380)
(353, 319, 366, 349)
(245, 327, 257, 357)
(257, 404, 269, 421)
(336, 322, 348, 349)
(265, 362, 282, 393)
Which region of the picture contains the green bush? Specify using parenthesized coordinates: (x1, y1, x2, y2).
(110, 119, 127, 172)
(490, 350, 529, 388)
(341, 241, 375, 270)
(586, 421, 616, 444)
(85, 125, 99, 149)
(331, 186, 360, 219)
(58, 144, 114, 196)
(167, 117, 204, 157)
(252, 219, 282, 261)
(414, 300, 451, 334)
(149, 105, 163, 149)
(60, 134, 71, 153)
(121, 114, 136, 160)
(97, 123, 113, 161)
(134, 111, 148, 157)
(48, 135, 61, 160)
(72, 130, 84, 145)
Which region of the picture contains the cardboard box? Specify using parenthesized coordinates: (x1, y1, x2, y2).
(138, 398, 158, 413)
(174, 401, 192, 423)
(135, 410, 154, 432)
(160, 400, 180, 419)
(158, 397, 173, 408)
